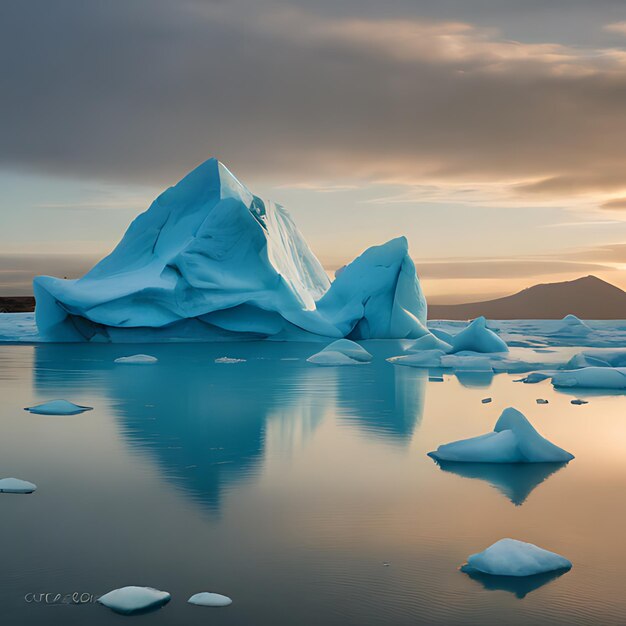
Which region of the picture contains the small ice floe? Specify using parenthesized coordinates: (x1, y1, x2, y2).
(555, 314, 591, 336)
(552, 367, 626, 390)
(429, 375, 444, 382)
(114, 354, 158, 364)
(449, 317, 509, 354)
(513, 372, 552, 384)
(428, 407, 573, 463)
(388, 349, 445, 368)
(382, 562, 391, 567)
(188, 592, 233, 607)
(481, 397, 492, 404)
(462, 538, 572, 577)
(97, 586, 171, 615)
(0, 478, 37, 493)
(571, 399, 588, 405)
(307, 339, 372, 366)
(24, 400, 93, 415)
(405, 332, 452, 353)
(536, 399, 549, 405)
(215, 357, 246, 364)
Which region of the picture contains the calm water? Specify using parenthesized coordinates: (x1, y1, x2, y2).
(0, 341, 625, 625)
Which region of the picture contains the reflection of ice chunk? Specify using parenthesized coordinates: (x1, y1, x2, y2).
(434, 461, 565, 506)
(552, 367, 626, 389)
(34, 159, 427, 342)
(307, 339, 372, 366)
(514, 372, 552, 384)
(97, 586, 171, 615)
(428, 407, 574, 463)
(440, 354, 494, 372)
(450, 317, 509, 353)
(114, 354, 158, 364)
(188, 592, 233, 607)
(463, 539, 572, 577)
(24, 399, 93, 415)
(215, 357, 246, 364)
(0, 478, 37, 493)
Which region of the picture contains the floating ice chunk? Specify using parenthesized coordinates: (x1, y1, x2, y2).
(0, 478, 37, 493)
(552, 314, 592, 337)
(387, 349, 445, 368)
(463, 538, 572, 577)
(514, 372, 552, 384)
(307, 339, 372, 366)
(450, 317, 509, 354)
(24, 399, 93, 415)
(405, 333, 452, 353)
(571, 399, 588, 405)
(440, 354, 494, 372)
(429, 328, 455, 344)
(481, 397, 492, 404)
(318, 339, 373, 362)
(188, 592, 233, 607)
(428, 407, 574, 463)
(97, 586, 170, 615)
(429, 375, 444, 382)
(215, 357, 246, 364)
(565, 353, 610, 369)
(114, 354, 158, 364)
(552, 367, 626, 389)
(536, 399, 549, 404)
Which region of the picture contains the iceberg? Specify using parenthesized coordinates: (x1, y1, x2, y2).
(463, 538, 572, 577)
(188, 592, 233, 607)
(450, 317, 509, 354)
(405, 333, 452, 353)
(33, 159, 427, 342)
(114, 354, 158, 364)
(0, 478, 37, 493)
(97, 586, 170, 615)
(428, 407, 574, 463)
(24, 399, 93, 415)
(552, 367, 626, 389)
(387, 349, 445, 368)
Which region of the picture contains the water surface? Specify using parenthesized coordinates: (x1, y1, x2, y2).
(0, 341, 624, 624)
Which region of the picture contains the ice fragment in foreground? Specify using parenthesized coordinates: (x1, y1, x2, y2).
(463, 538, 572, 577)
(481, 398, 492, 404)
(188, 592, 233, 607)
(571, 399, 588, 405)
(536, 399, 549, 404)
(215, 357, 246, 364)
(428, 407, 573, 463)
(24, 400, 93, 415)
(97, 586, 170, 615)
(0, 478, 37, 493)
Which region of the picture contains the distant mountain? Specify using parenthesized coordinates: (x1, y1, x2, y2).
(427, 276, 626, 320)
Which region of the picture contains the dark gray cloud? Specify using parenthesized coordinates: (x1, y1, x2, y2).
(2, 0, 626, 197)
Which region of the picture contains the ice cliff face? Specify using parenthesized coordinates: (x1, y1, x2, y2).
(34, 159, 427, 341)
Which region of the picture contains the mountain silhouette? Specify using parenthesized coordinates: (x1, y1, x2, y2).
(428, 275, 626, 320)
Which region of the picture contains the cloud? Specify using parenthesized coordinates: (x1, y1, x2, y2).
(1, 0, 626, 208)
(601, 197, 626, 210)
(604, 21, 626, 35)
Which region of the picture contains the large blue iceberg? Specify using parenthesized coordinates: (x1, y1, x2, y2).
(34, 159, 427, 342)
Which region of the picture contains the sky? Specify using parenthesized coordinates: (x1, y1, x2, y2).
(1, 0, 626, 303)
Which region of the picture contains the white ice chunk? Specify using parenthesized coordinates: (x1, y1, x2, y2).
(552, 367, 626, 389)
(307, 350, 364, 366)
(114, 354, 158, 364)
(0, 478, 37, 493)
(97, 586, 170, 615)
(428, 407, 574, 463)
(188, 592, 233, 607)
(465, 538, 572, 577)
(215, 357, 246, 364)
(24, 399, 93, 415)
(450, 317, 509, 354)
